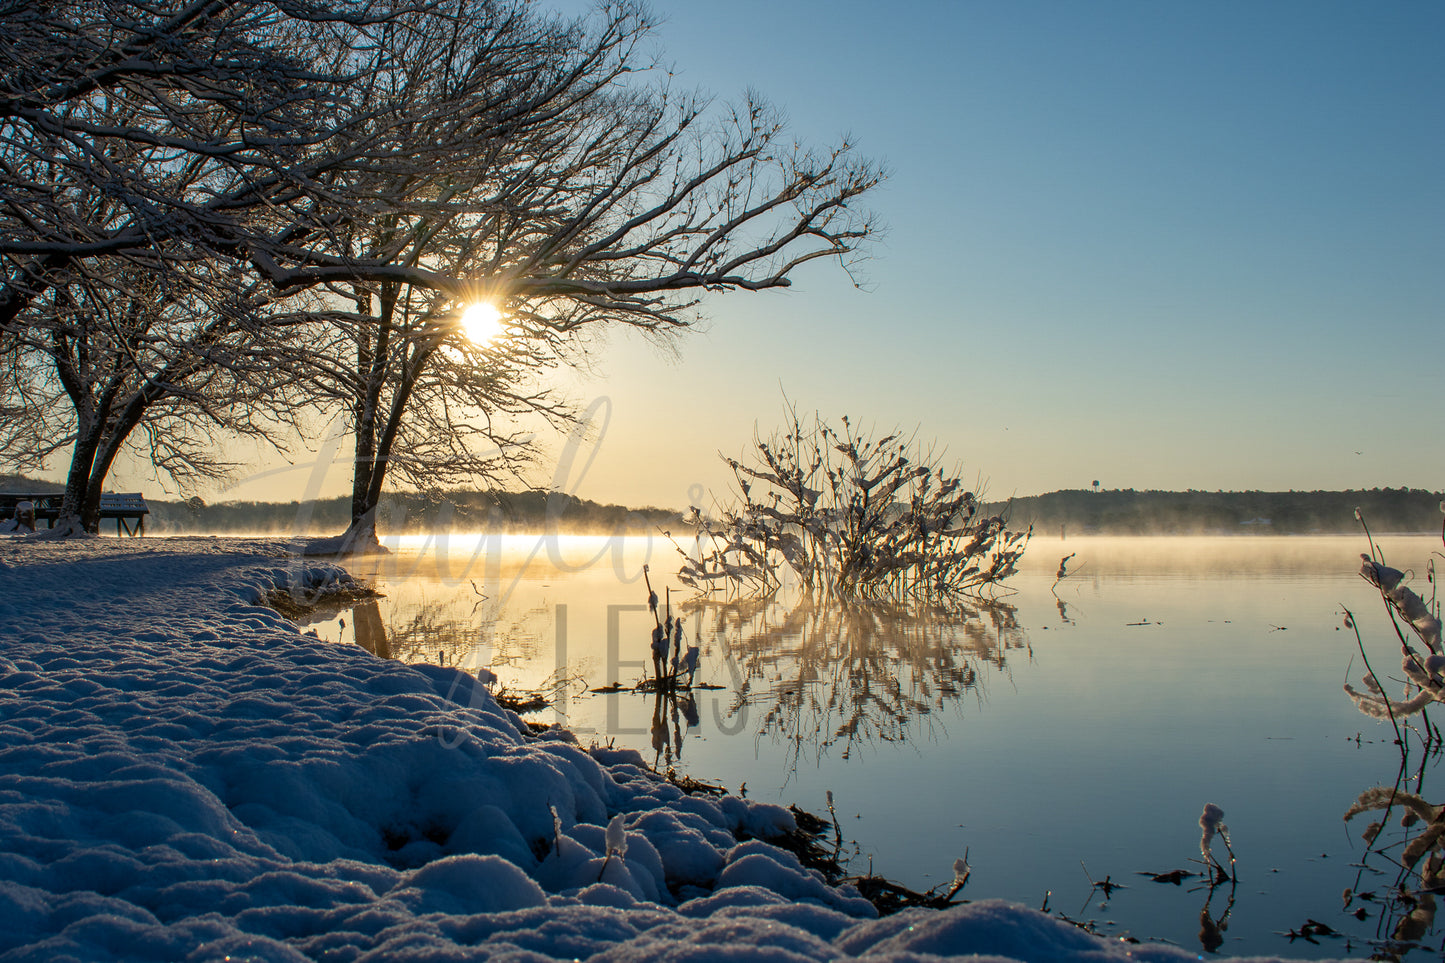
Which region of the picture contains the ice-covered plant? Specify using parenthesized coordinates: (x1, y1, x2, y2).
(1198, 803, 1234, 879)
(681, 645, 700, 686)
(1337, 507, 1445, 950)
(677, 402, 1028, 601)
(638, 566, 703, 692)
(598, 813, 628, 881)
(943, 854, 972, 901)
(1343, 507, 1445, 723)
(605, 813, 627, 855)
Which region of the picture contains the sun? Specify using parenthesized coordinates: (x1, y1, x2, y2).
(458, 302, 504, 345)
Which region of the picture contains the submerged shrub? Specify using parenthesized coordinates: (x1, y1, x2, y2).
(676, 405, 1027, 600)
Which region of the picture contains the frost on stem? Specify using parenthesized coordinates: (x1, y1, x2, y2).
(1343, 787, 1438, 830)
(1360, 555, 1443, 653)
(1342, 510, 1445, 928)
(943, 854, 971, 900)
(1345, 536, 1445, 721)
(597, 813, 628, 882)
(604, 813, 627, 858)
(1199, 803, 1234, 876)
(1344, 678, 1436, 720)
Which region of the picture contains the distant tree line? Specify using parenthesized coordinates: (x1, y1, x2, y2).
(141, 490, 680, 536)
(6, 473, 1437, 537)
(993, 488, 1444, 535)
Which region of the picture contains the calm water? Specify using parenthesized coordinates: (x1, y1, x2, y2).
(300, 533, 1444, 959)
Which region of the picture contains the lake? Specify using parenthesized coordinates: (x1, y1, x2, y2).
(299, 531, 1443, 959)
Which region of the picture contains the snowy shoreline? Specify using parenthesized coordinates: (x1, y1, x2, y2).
(0, 537, 1331, 961)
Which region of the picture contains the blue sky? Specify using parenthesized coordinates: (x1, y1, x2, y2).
(539, 0, 1444, 510)
(206, 1, 1443, 510)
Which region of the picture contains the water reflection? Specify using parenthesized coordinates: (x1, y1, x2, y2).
(1338, 755, 1445, 958)
(268, 533, 1445, 958)
(350, 598, 389, 659)
(304, 571, 562, 688)
(296, 563, 1028, 777)
(649, 688, 700, 771)
(1198, 881, 1235, 954)
(334, 593, 500, 667)
(692, 593, 1027, 768)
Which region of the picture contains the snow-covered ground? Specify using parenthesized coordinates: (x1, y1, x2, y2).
(0, 536, 1335, 961)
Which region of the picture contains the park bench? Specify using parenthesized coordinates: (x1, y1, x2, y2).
(0, 492, 149, 536)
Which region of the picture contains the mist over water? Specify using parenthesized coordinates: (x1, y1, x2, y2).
(288, 532, 1440, 958)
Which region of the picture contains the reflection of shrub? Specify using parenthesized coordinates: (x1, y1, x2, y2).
(678, 407, 1027, 600)
(688, 592, 1024, 766)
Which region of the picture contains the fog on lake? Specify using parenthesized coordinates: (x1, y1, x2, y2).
(293, 532, 1442, 959)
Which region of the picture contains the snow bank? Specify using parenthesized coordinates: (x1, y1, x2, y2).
(0, 537, 1333, 961)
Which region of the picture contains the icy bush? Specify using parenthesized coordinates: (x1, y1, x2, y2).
(678, 405, 1027, 601)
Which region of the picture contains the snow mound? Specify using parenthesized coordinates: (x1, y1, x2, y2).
(0, 538, 1335, 961)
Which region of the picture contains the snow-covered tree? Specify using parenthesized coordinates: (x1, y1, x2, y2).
(3, 262, 305, 534)
(1, 0, 882, 539)
(0, 0, 420, 531)
(0, 0, 386, 318)
(283, 0, 882, 551)
(0, 332, 64, 476)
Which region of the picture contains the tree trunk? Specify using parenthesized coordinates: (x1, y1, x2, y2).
(350, 418, 378, 533)
(62, 362, 183, 534)
(344, 345, 429, 548)
(331, 505, 381, 555)
(343, 287, 390, 550)
(337, 288, 435, 556)
(84, 424, 133, 534)
(54, 429, 101, 536)
(340, 383, 384, 553)
(335, 372, 412, 556)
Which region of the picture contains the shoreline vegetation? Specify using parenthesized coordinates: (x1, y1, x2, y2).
(5, 475, 1439, 536)
(1003, 487, 1443, 536)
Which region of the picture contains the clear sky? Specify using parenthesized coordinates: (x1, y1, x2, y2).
(186, 1, 1445, 510)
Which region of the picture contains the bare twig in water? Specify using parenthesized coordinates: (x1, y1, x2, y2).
(1052, 553, 1077, 592)
(1344, 604, 1405, 749)
(1078, 861, 1122, 914)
